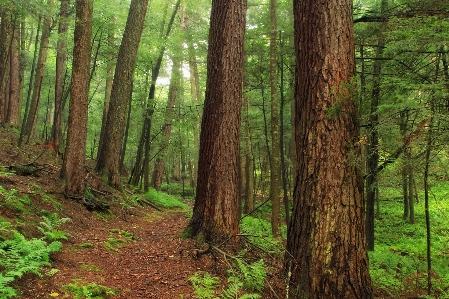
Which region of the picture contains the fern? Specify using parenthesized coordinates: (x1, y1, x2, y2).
(38, 213, 70, 241)
(0, 223, 63, 297)
(189, 257, 265, 299)
(188, 271, 220, 299)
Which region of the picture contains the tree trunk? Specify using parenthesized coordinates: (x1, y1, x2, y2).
(285, 0, 373, 297)
(6, 16, 20, 127)
(97, 25, 115, 162)
(62, 0, 92, 197)
(130, 0, 181, 190)
(186, 0, 247, 244)
(21, 2, 54, 143)
(0, 5, 12, 125)
(50, 0, 71, 154)
(269, 0, 281, 238)
(279, 31, 290, 229)
(19, 17, 41, 146)
(152, 55, 180, 190)
(95, 0, 149, 189)
(400, 109, 409, 220)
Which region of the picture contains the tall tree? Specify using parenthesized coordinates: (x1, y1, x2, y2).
(186, 0, 247, 243)
(50, 0, 71, 154)
(6, 13, 21, 127)
(128, 0, 181, 191)
(61, 0, 92, 197)
(269, 0, 281, 238)
(95, 0, 149, 188)
(20, 0, 54, 144)
(284, 0, 373, 297)
(0, 4, 13, 126)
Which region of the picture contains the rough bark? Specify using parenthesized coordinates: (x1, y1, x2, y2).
(285, 0, 373, 297)
(95, 0, 149, 188)
(0, 6, 12, 125)
(62, 0, 92, 197)
(186, 0, 247, 243)
(6, 17, 21, 127)
(50, 0, 71, 154)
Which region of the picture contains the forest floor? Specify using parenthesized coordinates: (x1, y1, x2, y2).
(0, 127, 285, 299)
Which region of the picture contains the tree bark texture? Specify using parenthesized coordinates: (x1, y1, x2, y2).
(62, 0, 92, 197)
(187, 0, 247, 243)
(96, 0, 149, 188)
(285, 0, 373, 298)
(51, 0, 71, 154)
(0, 6, 12, 125)
(6, 18, 21, 127)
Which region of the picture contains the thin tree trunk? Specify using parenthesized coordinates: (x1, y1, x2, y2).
(130, 0, 181, 190)
(152, 55, 180, 190)
(96, 0, 149, 189)
(97, 24, 115, 161)
(22, 4, 53, 144)
(6, 16, 20, 127)
(51, 0, 70, 154)
(269, 0, 281, 238)
(279, 30, 290, 229)
(0, 5, 13, 125)
(19, 17, 41, 146)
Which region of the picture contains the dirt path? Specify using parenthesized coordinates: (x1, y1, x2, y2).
(16, 209, 214, 299)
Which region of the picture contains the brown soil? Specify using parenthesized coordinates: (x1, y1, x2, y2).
(0, 127, 285, 299)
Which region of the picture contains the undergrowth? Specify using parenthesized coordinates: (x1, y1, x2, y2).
(143, 188, 189, 209)
(371, 182, 449, 298)
(188, 254, 265, 299)
(63, 279, 117, 299)
(0, 213, 68, 298)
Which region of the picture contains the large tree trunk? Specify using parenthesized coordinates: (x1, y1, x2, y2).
(95, 0, 149, 189)
(61, 0, 92, 197)
(186, 0, 247, 244)
(50, 0, 71, 154)
(285, 0, 373, 297)
(21, 1, 54, 144)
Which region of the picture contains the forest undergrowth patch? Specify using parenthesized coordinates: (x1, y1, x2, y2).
(371, 184, 449, 298)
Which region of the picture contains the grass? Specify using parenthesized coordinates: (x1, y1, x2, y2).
(144, 188, 189, 210)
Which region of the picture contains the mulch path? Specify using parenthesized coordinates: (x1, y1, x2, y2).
(15, 208, 215, 299)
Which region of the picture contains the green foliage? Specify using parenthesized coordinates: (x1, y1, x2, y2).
(30, 184, 63, 210)
(37, 213, 70, 241)
(103, 229, 135, 253)
(188, 257, 265, 299)
(188, 272, 220, 299)
(371, 187, 449, 297)
(0, 212, 70, 297)
(0, 231, 62, 298)
(144, 188, 189, 210)
(240, 216, 285, 257)
(0, 185, 31, 213)
(63, 280, 117, 299)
